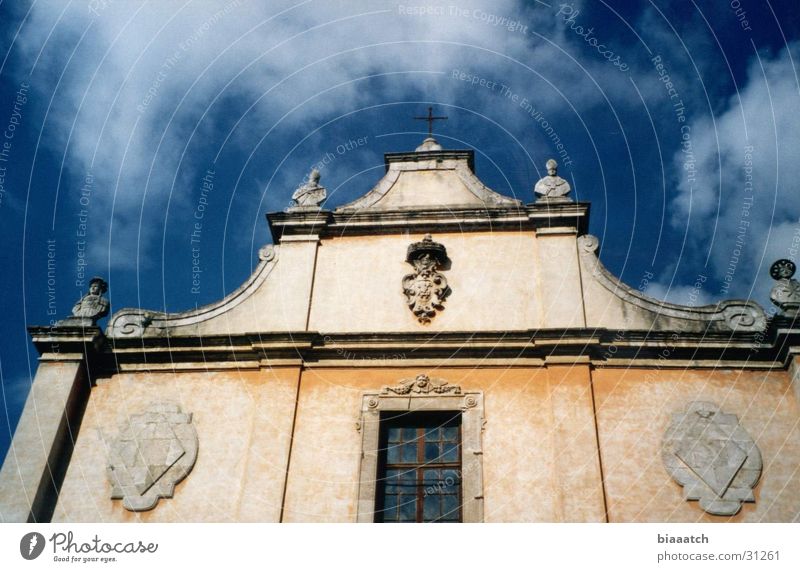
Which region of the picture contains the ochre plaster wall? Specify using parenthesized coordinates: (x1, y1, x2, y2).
(307, 232, 542, 332)
(281, 366, 606, 522)
(53, 368, 300, 522)
(171, 239, 318, 336)
(593, 367, 800, 522)
(52, 364, 800, 523)
(535, 231, 586, 328)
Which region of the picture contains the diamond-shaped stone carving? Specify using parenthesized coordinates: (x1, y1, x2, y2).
(662, 401, 761, 516)
(107, 403, 198, 511)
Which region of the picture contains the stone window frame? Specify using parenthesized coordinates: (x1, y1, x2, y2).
(356, 381, 485, 523)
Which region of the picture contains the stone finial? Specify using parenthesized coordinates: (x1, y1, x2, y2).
(415, 137, 443, 152)
(769, 259, 800, 317)
(534, 158, 572, 200)
(58, 276, 110, 326)
(290, 168, 326, 208)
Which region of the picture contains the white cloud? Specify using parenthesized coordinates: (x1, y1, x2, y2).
(17, 0, 602, 270)
(643, 281, 715, 307)
(21, 0, 792, 304)
(670, 44, 800, 301)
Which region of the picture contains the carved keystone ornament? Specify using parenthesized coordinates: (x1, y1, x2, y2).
(382, 374, 461, 396)
(402, 235, 450, 324)
(107, 402, 198, 512)
(662, 401, 762, 516)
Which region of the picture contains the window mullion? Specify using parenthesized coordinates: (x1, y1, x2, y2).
(416, 427, 424, 522)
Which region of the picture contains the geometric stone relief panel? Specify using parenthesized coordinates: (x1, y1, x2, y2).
(107, 402, 198, 512)
(662, 401, 762, 516)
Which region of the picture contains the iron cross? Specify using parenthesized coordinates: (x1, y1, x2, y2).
(414, 106, 448, 137)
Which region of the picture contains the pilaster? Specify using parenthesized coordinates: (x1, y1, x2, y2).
(0, 326, 102, 522)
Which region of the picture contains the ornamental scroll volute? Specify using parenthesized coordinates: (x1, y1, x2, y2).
(402, 234, 450, 324)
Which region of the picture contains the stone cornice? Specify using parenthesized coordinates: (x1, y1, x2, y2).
(28, 325, 105, 356)
(51, 325, 800, 375)
(383, 149, 475, 172)
(268, 202, 590, 240)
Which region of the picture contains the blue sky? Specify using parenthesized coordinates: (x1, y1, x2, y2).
(0, 0, 798, 460)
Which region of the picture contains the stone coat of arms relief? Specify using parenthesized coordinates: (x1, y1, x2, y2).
(107, 402, 198, 512)
(662, 401, 762, 516)
(402, 234, 451, 324)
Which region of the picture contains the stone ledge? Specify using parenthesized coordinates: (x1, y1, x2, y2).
(268, 203, 591, 239)
(50, 327, 800, 372)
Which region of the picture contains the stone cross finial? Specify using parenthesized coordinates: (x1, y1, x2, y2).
(414, 106, 448, 138)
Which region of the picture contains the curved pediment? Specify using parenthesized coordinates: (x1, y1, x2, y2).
(106, 245, 281, 338)
(577, 234, 767, 333)
(100, 138, 768, 343)
(336, 144, 520, 211)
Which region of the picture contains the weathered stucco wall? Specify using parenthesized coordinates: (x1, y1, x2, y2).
(53, 368, 300, 522)
(593, 367, 800, 522)
(535, 230, 585, 328)
(281, 366, 606, 523)
(208, 239, 317, 333)
(172, 239, 318, 336)
(368, 169, 483, 208)
(49, 364, 800, 522)
(308, 232, 544, 332)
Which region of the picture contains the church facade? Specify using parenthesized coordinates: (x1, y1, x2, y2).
(2, 136, 800, 522)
